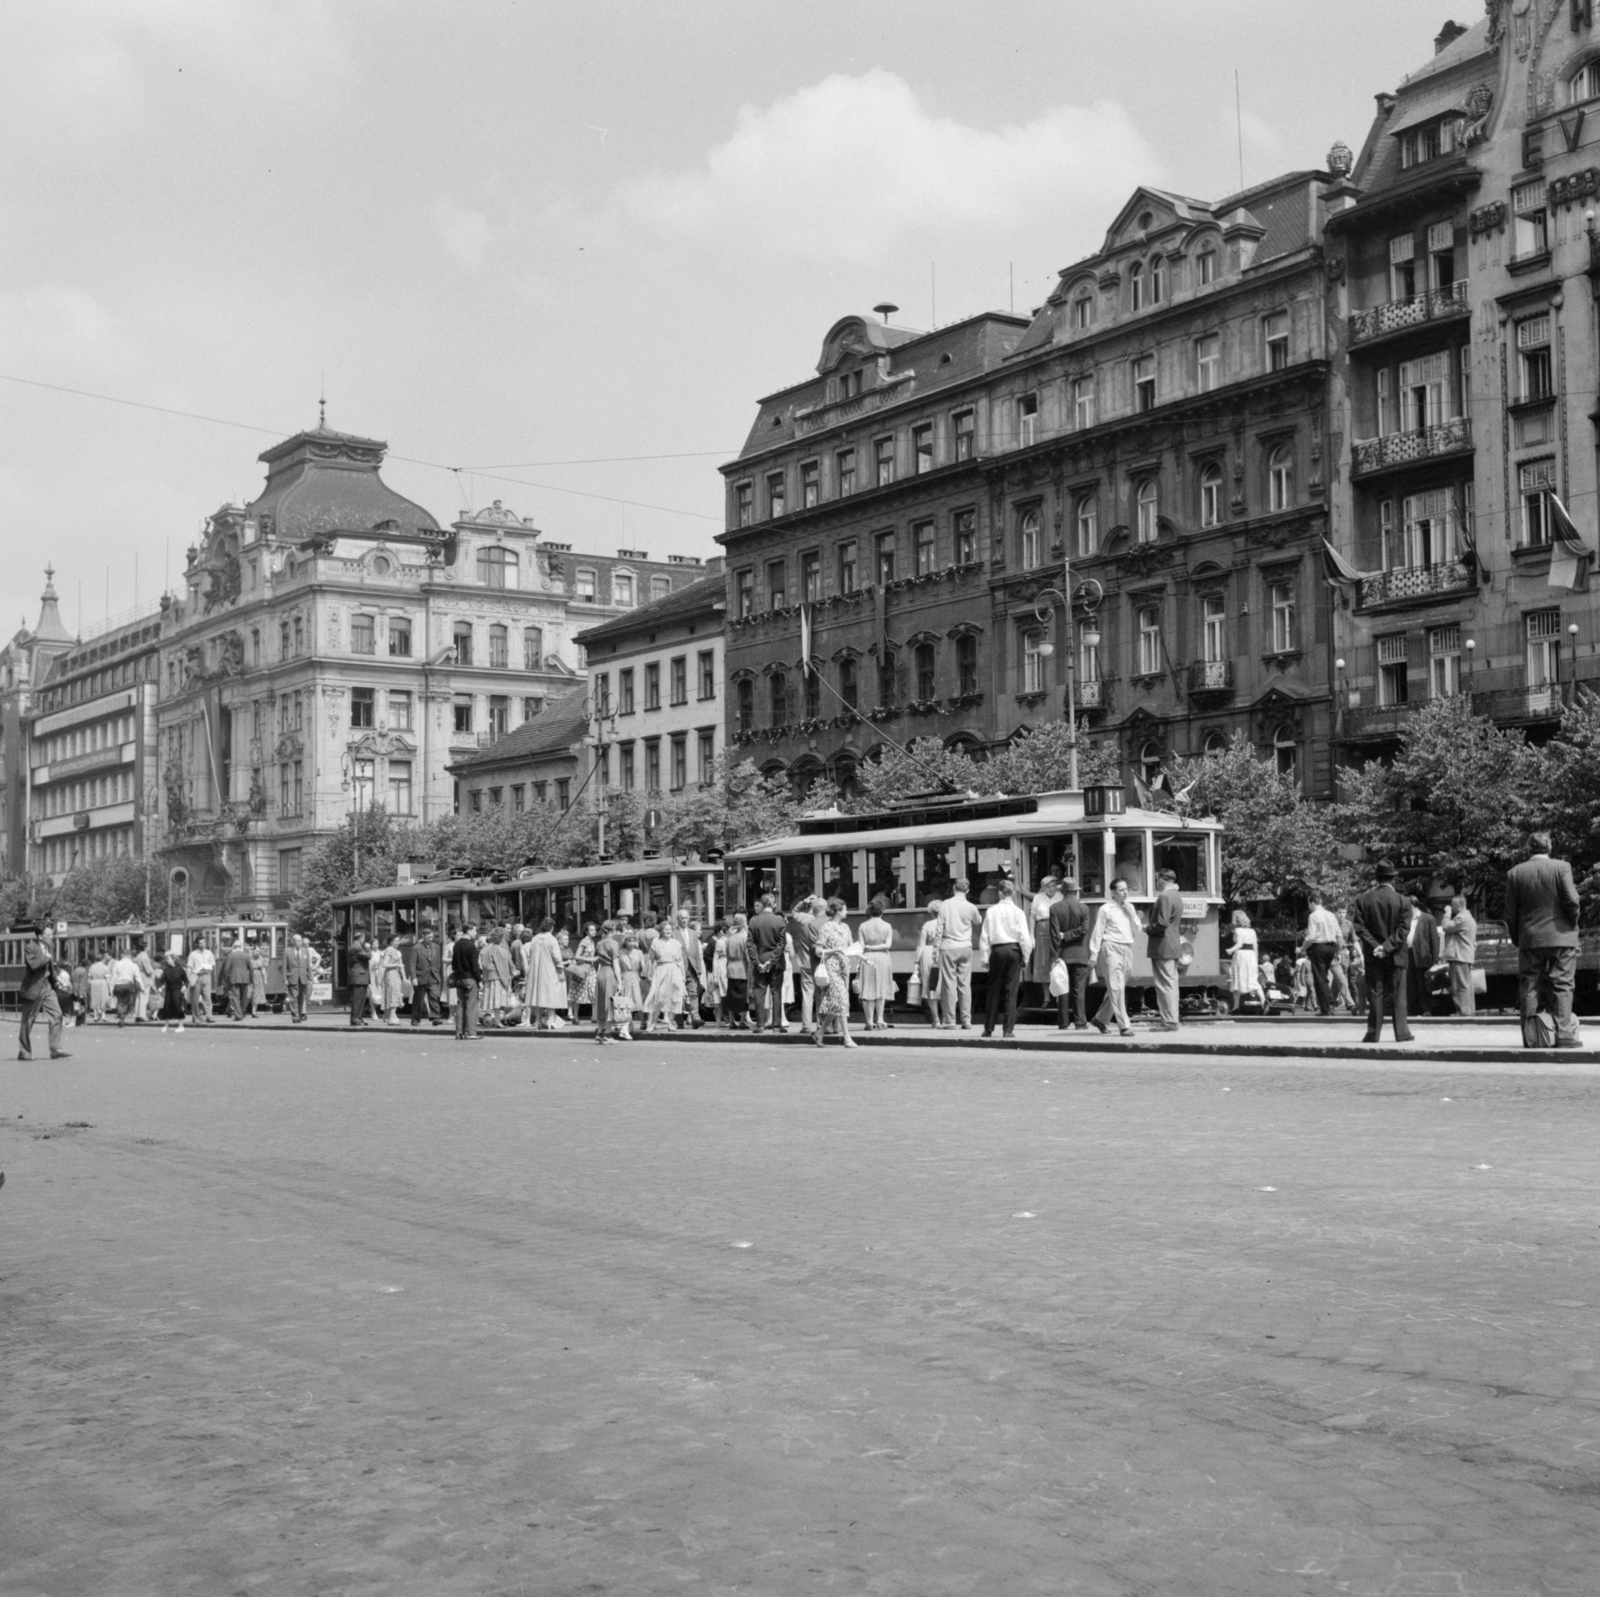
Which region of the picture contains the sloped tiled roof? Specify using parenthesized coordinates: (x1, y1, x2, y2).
(572, 573, 725, 649)
(447, 692, 589, 774)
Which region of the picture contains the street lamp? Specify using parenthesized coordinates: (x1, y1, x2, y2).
(582, 692, 619, 856)
(1569, 621, 1581, 702)
(1030, 562, 1104, 792)
(1463, 637, 1475, 697)
(340, 751, 373, 878)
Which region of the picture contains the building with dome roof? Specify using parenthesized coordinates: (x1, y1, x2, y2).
(148, 422, 716, 914)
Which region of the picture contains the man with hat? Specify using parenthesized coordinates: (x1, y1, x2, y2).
(1047, 878, 1092, 1029)
(1350, 859, 1414, 1043)
(1147, 868, 1185, 1030)
(1504, 830, 1583, 1047)
(17, 922, 71, 1061)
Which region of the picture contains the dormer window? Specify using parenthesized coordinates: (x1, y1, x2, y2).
(1072, 291, 1095, 329)
(1129, 261, 1145, 310)
(839, 368, 864, 400)
(1399, 116, 1457, 170)
(476, 546, 518, 588)
(1197, 249, 1217, 285)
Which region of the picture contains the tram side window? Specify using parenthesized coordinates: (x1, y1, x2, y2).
(1025, 835, 1079, 891)
(868, 847, 907, 908)
(967, 844, 1011, 904)
(677, 874, 709, 924)
(915, 842, 958, 906)
(781, 853, 816, 909)
(392, 902, 416, 941)
(742, 859, 778, 912)
(822, 849, 860, 911)
(1153, 833, 1209, 895)
(643, 877, 672, 922)
(1079, 844, 1106, 899)
(350, 905, 373, 941)
(1113, 832, 1148, 896)
(582, 883, 607, 928)
(373, 902, 395, 947)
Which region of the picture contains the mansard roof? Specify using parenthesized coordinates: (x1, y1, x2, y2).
(246, 424, 441, 544)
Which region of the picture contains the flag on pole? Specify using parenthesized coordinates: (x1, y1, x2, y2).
(799, 601, 812, 675)
(1547, 492, 1591, 592)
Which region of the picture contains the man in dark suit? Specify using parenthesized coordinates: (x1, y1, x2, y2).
(347, 934, 371, 1026)
(17, 923, 70, 1061)
(1504, 831, 1583, 1047)
(450, 923, 481, 1040)
(1350, 859, 1414, 1042)
(1147, 868, 1185, 1030)
(284, 934, 315, 1023)
(1048, 879, 1091, 1029)
(410, 930, 443, 1026)
(1404, 895, 1441, 1018)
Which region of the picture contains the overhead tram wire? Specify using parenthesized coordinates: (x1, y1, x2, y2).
(0, 370, 728, 524)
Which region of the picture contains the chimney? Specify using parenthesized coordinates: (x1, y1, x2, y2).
(1375, 91, 1397, 118)
(1434, 19, 1467, 53)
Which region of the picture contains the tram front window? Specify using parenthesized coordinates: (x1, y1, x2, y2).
(677, 873, 709, 924)
(1113, 832, 1148, 896)
(822, 850, 860, 911)
(418, 900, 440, 938)
(781, 853, 816, 909)
(1154, 832, 1209, 895)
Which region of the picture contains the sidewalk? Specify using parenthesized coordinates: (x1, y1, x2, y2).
(138, 1009, 1600, 1064)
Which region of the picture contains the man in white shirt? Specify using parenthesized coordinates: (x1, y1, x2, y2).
(935, 879, 985, 1031)
(979, 883, 1034, 1039)
(185, 943, 216, 1024)
(1087, 878, 1141, 1035)
(109, 952, 141, 1026)
(1299, 891, 1343, 1017)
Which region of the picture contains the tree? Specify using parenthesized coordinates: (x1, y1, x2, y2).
(653, 755, 826, 859)
(289, 804, 404, 940)
(1531, 688, 1600, 914)
(0, 874, 54, 930)
(1338, 695, 1536, 909)
(53, 855, 149, 925)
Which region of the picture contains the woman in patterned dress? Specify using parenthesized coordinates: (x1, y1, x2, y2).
(812, 898, 858, 1049)
(570, 923, 598, 1022)
(857, 895, 895, 1031)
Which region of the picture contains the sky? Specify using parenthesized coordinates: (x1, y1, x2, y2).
(2, 0, 1469, 639)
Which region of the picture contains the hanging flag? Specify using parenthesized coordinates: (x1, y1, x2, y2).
(1132, 771, 1153, 809)
(799, 601, 812, 676)
(1453, 483, 1484, 579)
(1547, 493, 1591, 592)
(1319, 537, 1363, 590)
(873, 581, 889, 662)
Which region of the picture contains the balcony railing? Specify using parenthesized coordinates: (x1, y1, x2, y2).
(1075, 678, 1112, 714)
(1342, 703, 1416, 740)
(1348, 281, 1470, 345)
(1186, 660, 1234, 695)
(1473, 685, 1564, 723)
(1351, 417, 1473, 477)
(1358, 560, 1473, 609)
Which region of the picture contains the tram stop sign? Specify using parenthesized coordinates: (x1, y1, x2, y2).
(644, 807, 662, 831)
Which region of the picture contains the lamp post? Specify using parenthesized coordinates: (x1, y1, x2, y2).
(1569, 621, 1581, 703)
(582, 693, 618, 857)
(1463, 637, 1475, 700)
(340, 752, 372, 880)
(1030, 555, 1104, 792)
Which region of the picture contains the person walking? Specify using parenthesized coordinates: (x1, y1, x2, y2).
(285, 934, 315, 1023)
(935, 879, 984, 1032)
(186, 939, 216, 1023)
(17, 924, 70, 1061)
(1226, 910, 1261, 1013)
(1404, 894, 1441, 1020)
(373, 935, 410, 1024)
(812, 898, 858, 1048)
(1439, 894, 1479, 1018)
(1028, 876, 1061, 994)
(747, 895, 789, 1033)
(675, 909, 706, 1029)
(109, 950, 141, 1026)
(135, 938, 159, 1022)
(1300, 891, 1343, 1016)
(159, 951, 189, 1031)
(1147, 868, 1184, 1030)
(1504, 831, 1583, 1047)
(643, 921, 686, 1031)
(979, 882, 1033, 1039)
(449, 923, 481, 1039)
(1350, 859, 1414, 1043)
(1048, 878, 1092, 1029)
(1088, 880, 1140, 1036)
(408, 930, 442, 1026)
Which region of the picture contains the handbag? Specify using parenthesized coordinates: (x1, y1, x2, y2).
(813, 961, 832, 990)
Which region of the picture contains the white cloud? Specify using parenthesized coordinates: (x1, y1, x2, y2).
(0, 287, 126, 372)
(609, 70, 1162, 263)
(432, 199, 495, 274)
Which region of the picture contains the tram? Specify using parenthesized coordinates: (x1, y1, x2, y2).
(725, 786, 1227, 1000)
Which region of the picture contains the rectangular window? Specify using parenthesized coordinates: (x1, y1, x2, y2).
(697, 729, 715, 785)
(1400, 488, 1460, 567)
(293, 617, 304, 654)
(620, 742, 635, 791)
(533, 781, 548, 803)
(767, 559, 786, 610)
(1198, 250, 1216, 285)
(1399, 350, 1450, 430)
(1429, 623, 1461, 699)
(875, 531, 896, 585)
(452, 622, 473, 666)
(1073, 375, 1096, 430)
(804, 669, 820, 720)
(1264, 312, 1289, 372)
(453, 697, 473, 734)
(766, 471, 786, 519)
(1023, 630, 1046, 692)
(1270, 582, 1297, 653)
(1389, 232, 1417, 301)
(837, 447, 856, 496)
(351, 614, 375, 654)
(953, 410, 975, 461)
(913, 423, 934, 474)
(645, 661, 661, 710)
(1521, 459, 1556, 545)
(953, 509, 976, 565)
(1203, 593, 1226, 663)
(645, 739, 661, 793)
(1518, 314, 1553, 402)
(670, 655, 687, 705)
(512, 784, 525, 812)
(556, 778, 570, 811)
(1513, 180, 1548, 260)
(874, 436, 895, 486)
(957, 634, 978, 696)
(250, 628, 260, 665)
(351, 686, 375, 729)
(389, 760, 413, 814)
(736, 569, 754, 617)
(523, 696, 541, 721)
(489, 625, 508, 668)
(389, 689, 413, 731)
(801, 550, 821, 602)
(877, 651, 896, 708)
(1378, 633, 1409, 707)
(383, 618, 410, 658)
(613, 573, 635, 608)
(670, 733, 687, 792)
(736, 481, 753, 527)
(594, 671, 611, 716)
(1138, 606, 1162, 676)
(575, 567, 596, 601)
(838, 539, 859, 592)
(1133, 356, 1156, 412)
(1428, 220, 1456, 290)
(1527, 609, 1562, 691)
(698, 650, 715, 699)
(840, 656, 859, 710)
(279, 621, 291, 658)
(801, 460, 819, 508)
(1018, 395, 1039, 446)
(278, 847, 302, 894)
(488, 696, 509, 738)
(914, 520, 936, 575)
(1195, 334, 1220, 392)
(618, 667, 636, 714)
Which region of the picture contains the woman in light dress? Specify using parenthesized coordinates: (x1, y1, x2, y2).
(618, 933, 647, 1026)
(857, 895, 895, 1031)
(703, 923, 729, 1018)
(721, 913, 750, 1028)
(915, 900, 942, 1028)
(1028, 876, 1061, 988)
(86, 954, 111, 1023)
(479, 929, 516, 1026)
(525, 918, 569, 1030)
(372, 936, 408, 1023)
(813, 898, 858, 1048)
(643, 924, 686, 1031)
(593, 921, 630, 1043)
(248, 944, 269, 1017)
(1226, 909, 1261, 1013)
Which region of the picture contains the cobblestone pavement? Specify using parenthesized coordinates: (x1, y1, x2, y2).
(2, 1027, 1596, 1596)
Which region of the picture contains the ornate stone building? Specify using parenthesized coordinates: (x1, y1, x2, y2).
(1326, 6, 1600, 764)
(720, 169, 1343, 796)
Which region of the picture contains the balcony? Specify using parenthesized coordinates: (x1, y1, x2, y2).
(1473, 685, 1564, 724)
(1341, 703, 1416, 741)
(1186, 660, 1234, 697)
(1351, 417, 1472, 478)
(1348, 281, 1470, 346)
(1357, 560, 1474, 610)
(1075, 677, 1113, 716)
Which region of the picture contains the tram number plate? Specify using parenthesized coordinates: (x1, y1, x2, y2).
(1181, 898, 1209, 921)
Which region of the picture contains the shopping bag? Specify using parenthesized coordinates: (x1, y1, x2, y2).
(1048, 959, 1071, 998)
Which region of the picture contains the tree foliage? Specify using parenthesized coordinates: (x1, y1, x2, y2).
(1530, 688, 1600, 914)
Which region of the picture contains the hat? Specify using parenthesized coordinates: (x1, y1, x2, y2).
(1060, 878, 1079, 892)
(1374, 858, 1398, 880)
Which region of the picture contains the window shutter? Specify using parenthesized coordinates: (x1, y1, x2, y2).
(1426, 221, 1453, 252)
(1389, 234, 1416, 262)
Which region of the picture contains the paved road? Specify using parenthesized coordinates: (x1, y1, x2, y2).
(2, 1027, 1596, 1596)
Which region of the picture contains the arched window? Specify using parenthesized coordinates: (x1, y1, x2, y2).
(1138, 605, 1162, 675)
(803, 667, 821, 720)
(1139, 740, 1163, 783)
(1072, 292, 1095, 329)
(736, 678, 754, 733)
(1200, 461, 1224, 528)
(1203, 730, 1228, 757)
(476, 547, 518, 588)
(1136, 477, 1159, 544)
(1020, 507, 1043, 569)
(839, 656, 859, 710)
(831, 754, 858, 798)
(1275, 727, 1299, 781)
(1076, 494, 1098, 556)
(1129, 261, 1145, 310)
(769, 670, 787, 726)
(1149, 254, 1164, 304)
(1269, 444, 1294, 511)
(877, 649, 897, 708)
(614, 572, 635, 607)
